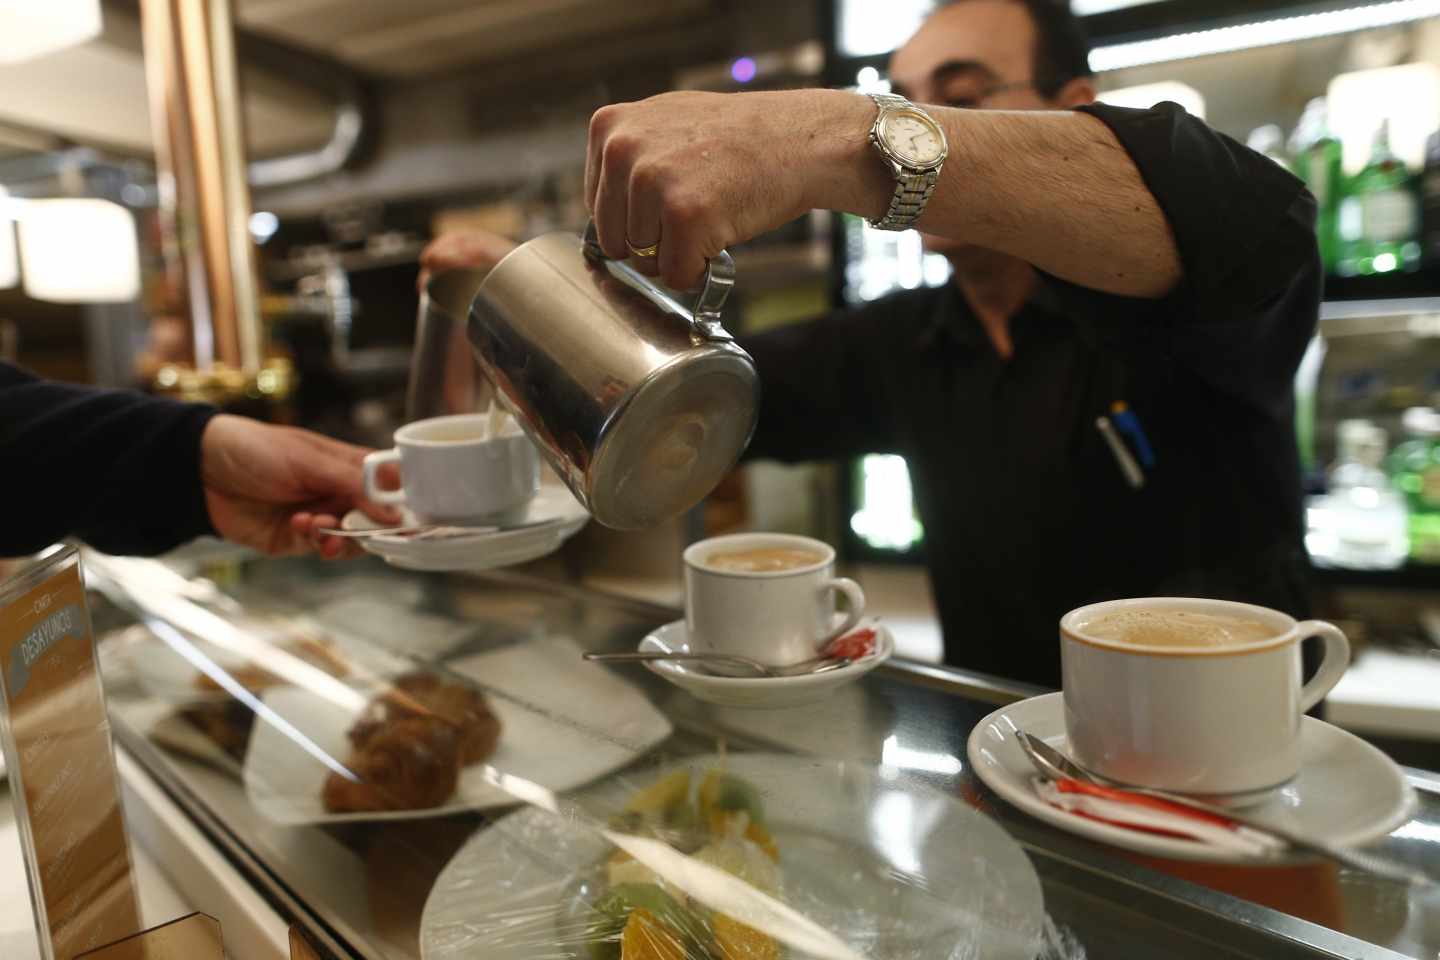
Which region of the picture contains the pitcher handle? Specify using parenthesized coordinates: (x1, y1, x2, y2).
(582, 220, 736, 342)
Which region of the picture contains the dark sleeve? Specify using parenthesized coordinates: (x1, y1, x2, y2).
(738, 289, 932, 463)
(1046, 102, 1322, 407)
(0, 362, 219, 557)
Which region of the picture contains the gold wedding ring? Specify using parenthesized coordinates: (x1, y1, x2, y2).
(627, 238, 660, 259)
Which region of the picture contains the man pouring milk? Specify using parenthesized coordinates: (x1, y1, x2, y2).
(423, 0, 1319, 688)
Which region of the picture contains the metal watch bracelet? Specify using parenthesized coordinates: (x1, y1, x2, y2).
(868, 93, 941, 232)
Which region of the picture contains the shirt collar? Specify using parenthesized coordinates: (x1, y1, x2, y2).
(921, 274, 1070, 351)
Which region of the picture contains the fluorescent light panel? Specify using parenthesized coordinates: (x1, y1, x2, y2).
(838, 0, 934, 57)
(1091, 0, 1440, 72)
(1096, 81, 1207, 118)
(0, 0, 103, 64)
(1328, 62, 1440, 172)
(1071, 0, 1155, 14)
(17, 199, 140, 303)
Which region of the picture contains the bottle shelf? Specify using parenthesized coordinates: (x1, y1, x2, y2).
(1311, 558, 1440, 591)
(1323, 268, 1440, 302)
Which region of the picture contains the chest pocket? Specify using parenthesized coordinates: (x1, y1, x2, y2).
(1058, 316, 1180, 586)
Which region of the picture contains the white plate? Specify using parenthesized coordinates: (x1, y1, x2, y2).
(341, 485, 589, 572)
(243, 636, 673, 825)
(639, 620, 894, 709)
(967, 692, 1419, 863)
(128, 623, 393, 706)
(108, 697, 243, 776)
(130, 632, 255, 704)
(420, 753, 1045, 960)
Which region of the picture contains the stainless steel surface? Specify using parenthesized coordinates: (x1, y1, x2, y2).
(407, 269, 492, 423)
(314, 525, 496, 540)
(582, 649, 851, 677)
(467, 223, 758, 530)
(1019, 732, 1433, 888)
(248, 92, 364, 189)
(1018, 730, 1084, 781)
(140, 0, 263, 373)
(1318, 296, 1440, 322)
(238, 28, 372, 189)
(89, 554, 1440, 960)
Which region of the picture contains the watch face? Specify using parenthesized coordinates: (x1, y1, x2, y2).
(883, 111, 945, 166)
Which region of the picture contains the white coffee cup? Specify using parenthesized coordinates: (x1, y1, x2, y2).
(1060, 597, 1350, 799)
(682, 533, 866, 668)
(362, 413, 540, 523)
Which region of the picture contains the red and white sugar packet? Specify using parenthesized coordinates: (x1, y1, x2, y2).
(1035, 778, 1286, 858)
(823, 625, 878, 661)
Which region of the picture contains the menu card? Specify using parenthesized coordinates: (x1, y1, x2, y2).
(289, 925, 323, 960)
(75, 913, 222, 960)
(0, 546, 140, 959)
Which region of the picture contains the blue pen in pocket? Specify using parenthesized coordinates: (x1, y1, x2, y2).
(1096, 416, 1144, 489)
(1109, 401, 1156, 469)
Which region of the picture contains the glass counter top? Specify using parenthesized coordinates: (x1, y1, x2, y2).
(82, 550, 1440, 960)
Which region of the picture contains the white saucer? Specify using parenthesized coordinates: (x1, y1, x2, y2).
(342, 484, 589, 571)
(967, 692, 1419, 863)
(638, 619, 894, 709)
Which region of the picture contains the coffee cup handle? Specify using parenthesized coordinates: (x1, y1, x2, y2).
(825, 577, 867, 640)
(1297, 620, 1351, 713)
(362, 449, 407, 507)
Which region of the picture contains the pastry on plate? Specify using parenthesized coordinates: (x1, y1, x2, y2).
(322, 716, 463, 813)
(194, 636, 351, 694)
(322, 673, 502, 814)
(349, 671, 501, 765)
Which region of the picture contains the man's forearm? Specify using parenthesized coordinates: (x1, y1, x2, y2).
(582, 88, 1189, 295)
(820, 95, 1183, 299)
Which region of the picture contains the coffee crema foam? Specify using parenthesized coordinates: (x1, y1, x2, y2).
(705, 547, 825, 573)
(1078, 610, 1276, 649)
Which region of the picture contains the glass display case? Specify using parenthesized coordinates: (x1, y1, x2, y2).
(77, 548, 1440, 959)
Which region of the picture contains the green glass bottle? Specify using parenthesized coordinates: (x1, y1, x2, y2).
(1389, 407, 1440, 562)
(1422, 126, 1440, 265)
(1289, 99, 1343, 274)
(1338, 119, 1421, 276)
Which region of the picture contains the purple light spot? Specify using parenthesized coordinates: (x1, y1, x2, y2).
(731, 57, 757, 84)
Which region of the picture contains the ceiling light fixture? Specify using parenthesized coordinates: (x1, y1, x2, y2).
(0, 0, 103, 64)
(1089, 0, 1440, 72)
(15, 199, 141, 303)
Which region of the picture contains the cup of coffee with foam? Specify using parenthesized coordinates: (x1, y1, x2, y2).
(683, 533, 866, 669)
(362, 412, 540, 523)
(1061, 598, 1350, 801)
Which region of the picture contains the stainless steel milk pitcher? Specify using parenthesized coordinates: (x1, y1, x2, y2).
(467, 222, 759, 530)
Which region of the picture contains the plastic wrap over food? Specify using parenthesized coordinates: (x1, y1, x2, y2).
(88, 554, 1082, 959)
(422, 753, 1054, 959)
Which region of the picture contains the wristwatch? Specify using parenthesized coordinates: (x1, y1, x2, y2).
(866, 93, 948, 231)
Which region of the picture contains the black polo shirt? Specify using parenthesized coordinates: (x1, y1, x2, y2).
(739, 102, 1320, 689)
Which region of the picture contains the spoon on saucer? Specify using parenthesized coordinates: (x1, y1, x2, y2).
(317, 516, 559, 540)
(1018, 730, 1431, 886)
(583, 650, 852, 678)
